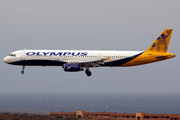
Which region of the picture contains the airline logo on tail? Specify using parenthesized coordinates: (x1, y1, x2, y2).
(149, 29, 172, 52)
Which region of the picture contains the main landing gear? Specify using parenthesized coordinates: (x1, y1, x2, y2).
(21, 65, 25, 74)
(85, 69, 92, 77)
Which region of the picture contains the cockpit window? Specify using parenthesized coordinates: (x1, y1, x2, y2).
(9, 54, 16, 57)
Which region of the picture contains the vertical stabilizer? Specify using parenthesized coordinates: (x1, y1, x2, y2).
(146, 29, 173, 53)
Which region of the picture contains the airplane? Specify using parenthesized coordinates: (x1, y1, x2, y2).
(3, 29, 175, 77)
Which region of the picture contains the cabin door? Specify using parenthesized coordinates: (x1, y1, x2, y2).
(55, 56, 59, 61)
(97, 53, 102, 59)
(142, 53, 147, 62)
(21, 50, 25, 60)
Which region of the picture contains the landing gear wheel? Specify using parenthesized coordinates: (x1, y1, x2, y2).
(21, 71, 24, 74)
(21, 65, 25, 74)
(85, 69, 92, 76)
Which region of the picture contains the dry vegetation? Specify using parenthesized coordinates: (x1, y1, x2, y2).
(0, 112, 72, 120)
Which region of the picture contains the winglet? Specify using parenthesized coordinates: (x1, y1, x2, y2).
(106, 57, 111, 61)
(146, 29, 173, 53)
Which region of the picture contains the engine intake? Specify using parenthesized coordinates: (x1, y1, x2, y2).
(63, 64, 84, 72)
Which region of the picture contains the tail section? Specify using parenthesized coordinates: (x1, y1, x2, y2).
(146, 29, 173, 53)
(121, 29, 175, 67)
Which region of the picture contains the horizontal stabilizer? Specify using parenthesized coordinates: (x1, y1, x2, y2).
(156, 55, 174, 58)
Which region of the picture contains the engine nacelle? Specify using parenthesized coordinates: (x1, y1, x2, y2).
(63, 64, 84, 72)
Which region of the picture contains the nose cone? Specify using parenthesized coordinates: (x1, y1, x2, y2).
(3, 56, 9, 64)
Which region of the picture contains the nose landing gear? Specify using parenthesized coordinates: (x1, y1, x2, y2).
(21, 65, 25, 74)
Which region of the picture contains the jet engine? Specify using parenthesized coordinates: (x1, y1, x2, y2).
(63, 64, 84, 72)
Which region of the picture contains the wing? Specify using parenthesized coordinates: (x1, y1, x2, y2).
(76, 57, 111, 67)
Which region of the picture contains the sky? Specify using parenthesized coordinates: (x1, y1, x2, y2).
(0, 0, 180, 94)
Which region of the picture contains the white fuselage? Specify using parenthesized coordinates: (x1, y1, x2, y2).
(3, 50, 143, 67)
